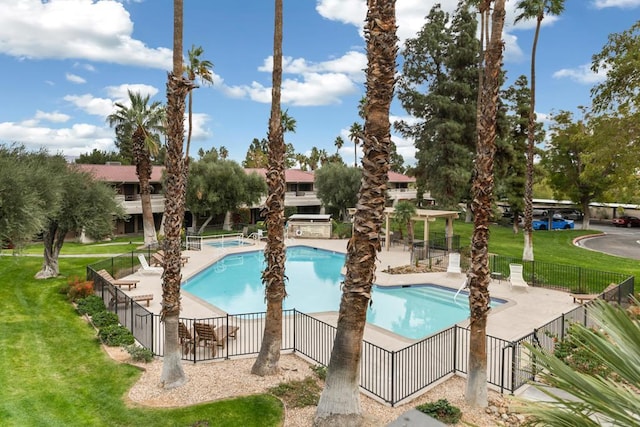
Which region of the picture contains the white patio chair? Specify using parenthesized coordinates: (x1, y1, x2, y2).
(508, 263, 529, 290)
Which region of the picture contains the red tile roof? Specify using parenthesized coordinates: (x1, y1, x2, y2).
(76, 164, 164, 183)
(245, 168, 316, 183)
(388, 171, 415, 183)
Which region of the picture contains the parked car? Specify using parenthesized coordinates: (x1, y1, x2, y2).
(612, 215, 640, 228)
(532, 217, 575, 230)
(559, 209, 583, 221)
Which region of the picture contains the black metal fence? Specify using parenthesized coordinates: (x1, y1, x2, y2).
(87, 260, 635, 407)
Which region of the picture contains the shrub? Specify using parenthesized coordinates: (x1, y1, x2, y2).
(123, 344, 154, 363)
(76, 295, 106, 316)
(553, 325, 610, 377)
(416, 399, 462, 425)
(90, 311, 119, 328)
(65, 276, 95, 302)
(268, 377, 321, 408)
(331, 220, 352, 239)
(310, 365, 327, 381)
(98, 325, 135, 346)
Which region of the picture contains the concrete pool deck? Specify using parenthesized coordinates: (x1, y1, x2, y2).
(121, 237, 579, 346)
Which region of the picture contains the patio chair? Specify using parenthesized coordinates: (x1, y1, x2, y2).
(570, 283, 617, 304)
(137, 254, 163, 275)
(104, 284, 154, 308)
(194, 322, 239, 350)
(178, 321, 195, 355)
(508, 263, 529, 290)
(96, 269, 139, 290)
(447, 253, 462, 275)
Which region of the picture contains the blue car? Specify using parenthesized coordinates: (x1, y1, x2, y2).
(532, 217, 575, 230)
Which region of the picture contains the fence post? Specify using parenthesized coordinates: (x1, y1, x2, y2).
(453, 326, 458, 373)
(511, 343, 517, 393)
(561, 313, 566, 340)
(390, 350, 395, 407)
(293, 309, 297, 353)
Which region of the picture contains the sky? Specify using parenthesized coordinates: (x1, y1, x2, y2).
(0, 0, 639, 167)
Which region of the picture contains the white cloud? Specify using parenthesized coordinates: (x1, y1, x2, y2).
(593, 0, 640, 8)
(187, 113, 212, 141)
(64, 94, 116, 117)
(66, 73, 86, 84)
(0, 0, 172, 69)
(104, 83, 159, 101)
(0, 121, 114, 157)
(552, 63, 607, 85)
(34, 110, 71, 123)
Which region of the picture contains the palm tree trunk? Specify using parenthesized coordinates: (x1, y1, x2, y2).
(133, 128, 158, 248)
(252, 0, 286, 377)
(466, 0, 506, 408)
(315, 1, 396, 424)
(160, 0, 193, 389)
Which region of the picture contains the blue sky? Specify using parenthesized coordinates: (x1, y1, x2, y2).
(0, 0, 638, 166)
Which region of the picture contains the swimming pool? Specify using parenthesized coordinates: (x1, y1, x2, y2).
(182, 246, 504, 339)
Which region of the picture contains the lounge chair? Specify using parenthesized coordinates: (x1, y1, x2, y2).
(96, 269, 139, 290)
(570, 283, 618, 304)
(508, 263, 529, 290)
(178, 322, 195, 355)
(194, 322, 239, 350)
(137, 254, 163, 274)
(447, 253, 462, 275)
(105, 284, 153, 308)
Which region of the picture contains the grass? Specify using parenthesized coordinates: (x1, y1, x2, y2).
(1, 221, 636, 425)
(0, 256, 283, 427)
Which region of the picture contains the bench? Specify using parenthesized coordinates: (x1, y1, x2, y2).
(131, 294, 154, 307)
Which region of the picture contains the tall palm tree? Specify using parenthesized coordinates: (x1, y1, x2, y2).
(107, 91, 165, 248)
(515, 0, 565, 261)
(466, 0, 506, 408)
(184, 45, 214, 164)
(314, 0, 396, 424)
(159, 0, 194, 388)
(334, 135, 345, 154)
(348, 122, 362, 167)
(251, 0, 286, 377)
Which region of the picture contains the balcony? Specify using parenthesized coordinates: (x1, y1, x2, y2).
(115, 194, 165, 215)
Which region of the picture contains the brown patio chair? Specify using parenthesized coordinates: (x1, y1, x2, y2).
(178, 322, 195, 355)
(97, 269, 139, 290)
(194, 322, 239, 350)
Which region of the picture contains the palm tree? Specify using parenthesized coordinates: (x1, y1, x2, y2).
(334, 135, 344, 154)
(394, 201, 416, 250)
(522, 298, 640, 425)
(159, 0, 193, 389)
(314, 0, 396, 424)
(466, 0, 507, 408)
(515, 0, 565, 261)
(251, 0, 286, 377)
(219, 145, 229, 159)
(107, 91, 165, 248)
(348, 122, 362, 167)
(184, 45, 214, 164)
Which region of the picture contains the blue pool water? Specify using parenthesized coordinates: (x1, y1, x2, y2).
(206, 239, 252, 248)
(182, 246, 504, 339)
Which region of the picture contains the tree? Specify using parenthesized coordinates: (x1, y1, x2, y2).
(393, 201, 416, 249)
(466, 0, 506, 408)
(184, 45, 214, 164)
(36, 164, 124, 279)
(542, 109, 618, 228)
(0, 145, 59, 250)
(333, 135, 344, 153)
(252, 0, 286, 377)
(314, 0, 396, 424)
(242, 138, 269, 168)
(314, 163, 361, 221)
(159, 0, 193, 389)
(522, 298, 640, 426)
(107, 90, 165, 248)
(395, 1, 479, 210)
(186, 157, 266, 233)
(389, 141, 405, 173)
(348, 122, 362, 167)
(75, 149, 128, 165)
(515, 0, 566, 262)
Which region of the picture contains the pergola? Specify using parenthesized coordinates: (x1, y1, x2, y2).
(348, 207, 460, 251)
(382, 207, 459, 251)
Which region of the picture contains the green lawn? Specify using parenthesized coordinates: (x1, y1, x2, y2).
(0, 256, 283, 427)
(1, 222, 637, 426)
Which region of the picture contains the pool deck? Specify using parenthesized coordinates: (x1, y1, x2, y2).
(122, 237, 579, 347)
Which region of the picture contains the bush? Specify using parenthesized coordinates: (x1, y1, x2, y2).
(268, 377, 321, 408)
(65, 276, 95, 302)
(416, 399, 462, 425)
(331, 220, 352, 239)
(310, 365, 327, 381)
(76, 295, 106, 316)
(123, 344, 154, 363)
(98, 325, 135, 346)
(552, 325, 610, 377)
(90, 311, 119, 328)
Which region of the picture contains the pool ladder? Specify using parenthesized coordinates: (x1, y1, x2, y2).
(453, 277, 469, 304)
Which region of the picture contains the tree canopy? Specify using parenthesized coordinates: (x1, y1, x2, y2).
(314, 163, 361, 221)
